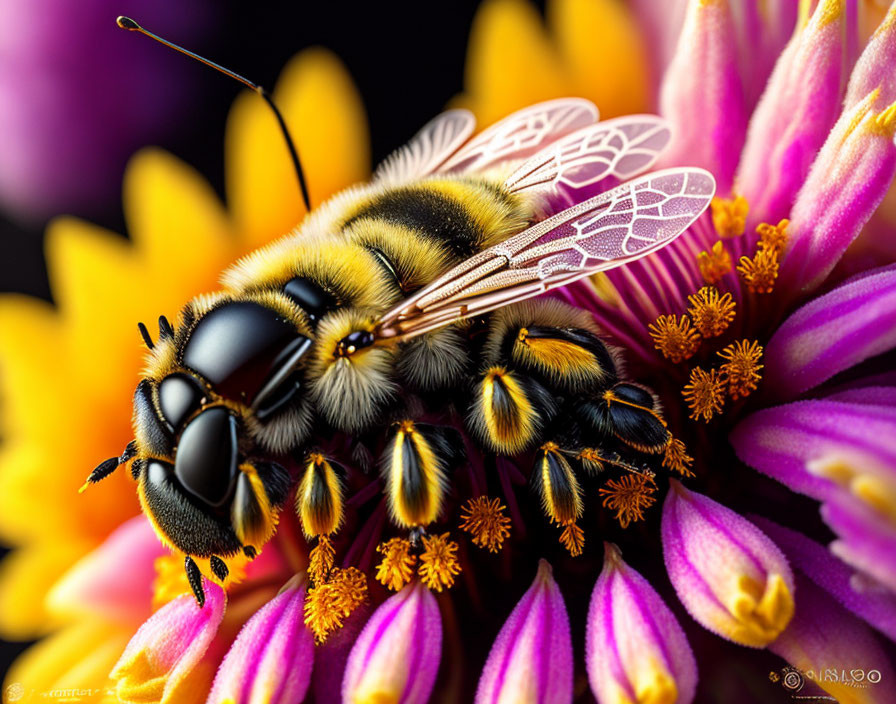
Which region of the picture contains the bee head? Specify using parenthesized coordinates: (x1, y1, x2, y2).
(126, 298, 308, 560)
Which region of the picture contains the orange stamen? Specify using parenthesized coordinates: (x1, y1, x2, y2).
(459, 496, 511, 553)
(682, 367, 727, 421)
(718, 340, 764, 400)
(687, 286, 736, 337)
(698, 241, 733, 284)
(648, 314, 701, 363)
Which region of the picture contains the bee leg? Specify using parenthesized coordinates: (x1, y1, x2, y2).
(381, 421, 463, 529)
(231, 461, 291, 549)
(467, 366, 557, 455)
(80, 440, 138, 492)
(210, 555, 229, 582)
(297, 453, 345, 538)
(184, 555, 205, 607)
(599, 383, 670, 454)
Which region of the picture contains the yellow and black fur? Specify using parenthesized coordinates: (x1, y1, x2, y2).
(91, 173, 670, 601)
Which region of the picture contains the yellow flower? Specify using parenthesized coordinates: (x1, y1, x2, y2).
(0, 48, 368, 696)
(453, 0, 650, 125)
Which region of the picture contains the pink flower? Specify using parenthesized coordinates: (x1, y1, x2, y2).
(110, 578, 225, 703)
(342, 580, 442, 704)
(207, 574, 314, 704)
(475, 560, 572, 704)
(587, 543, 697, 704)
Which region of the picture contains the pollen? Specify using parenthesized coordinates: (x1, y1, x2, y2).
(697, 241, 733, 284)
(459, 496, 511, 553)
(559, 520, 585, 557)
(719, 339, 764, 400)
(737, 248, 779, 293)
(309, 534, 335, 585)
(375, 537, 416, 591)
(756, 219, 789, 256)
(662, 437, 695, 478)
(598, 473, 657, 528)
(303, 566, 368, 643)
(418, 533, 462, 592)
(682, 367, 726, 421)
(648, 314, 701, 363)
(711, 195, 748, 238)
(687, 286, 736, 337)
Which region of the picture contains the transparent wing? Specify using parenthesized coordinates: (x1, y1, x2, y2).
(437, 98, 599, 175)
(503, 115, 672, 198)
(373, 109, 476, 186)
(376, 168, 716, 340)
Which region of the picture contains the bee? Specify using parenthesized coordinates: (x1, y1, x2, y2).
(86, 19, 715, 605)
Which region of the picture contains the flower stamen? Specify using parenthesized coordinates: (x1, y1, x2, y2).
(418, 533, 461, 592)
(756, 219, 789, 256)
(559, 521, 585, 556)
(648, 314, 701, 363)
(698, 241, 733, 284)
(303, 566, 367, 643)
(598, 473, 657, 528)
(687, 286, 736, 337)
(309, 534, 335, 585)
(682, 367, 726, 421)
(711, 195, 748, 238)
(375, 537, 416, 591)
(459, 496, 511, 553)
(737, 248, 779, 293)
(662, 437, 695, 478)
(719, 340, 764, 400)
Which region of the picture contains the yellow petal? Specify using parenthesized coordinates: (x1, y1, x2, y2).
(0, 541, 91, 639)
(548, 0, 649, 118)
(455, 0, 571, 126)
(124, 148, 234, 286)
(226, 48, 370, 251)
(4, 621, 129, 699)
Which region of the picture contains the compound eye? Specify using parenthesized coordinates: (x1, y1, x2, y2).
(158, 373, 206, 431)
(174, 407, 239, 508)
(283, 276, 337, 321)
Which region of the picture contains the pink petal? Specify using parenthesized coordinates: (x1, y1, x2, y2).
(736, 0, 847, 231)
(769, 572, 895, 704)
(476, 559, 573, 704)
(823, 496, 896, 594)
(765, 264, 896, 398)
(111, 579, 225, 704)
(342, 581, 441, 704)
(730, 400, 896, 501)
(658, 0, 747, 194)
(845, 3, 896, 108)
(587, 544, 697, 704)
(749, 516, 896, 641)
(661, 481, 795, 647)
(47, 515, 166, 626)
(778, 89, 896, 294)
(207, 576, 313, 704)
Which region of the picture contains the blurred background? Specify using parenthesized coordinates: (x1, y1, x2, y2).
(0, 0, 482, 300)
(0, 0, 483, 679)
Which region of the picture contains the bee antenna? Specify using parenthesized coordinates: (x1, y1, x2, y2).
(137, 321, 154, 350)
(116, 16, 312, 212)
(158, 315, 174, 341)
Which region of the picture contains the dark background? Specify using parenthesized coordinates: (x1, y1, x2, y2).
(0, 0, 488, 301)
(0, 0, 485, 680)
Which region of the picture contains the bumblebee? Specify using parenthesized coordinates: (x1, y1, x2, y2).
(87, 26, 715, 605)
